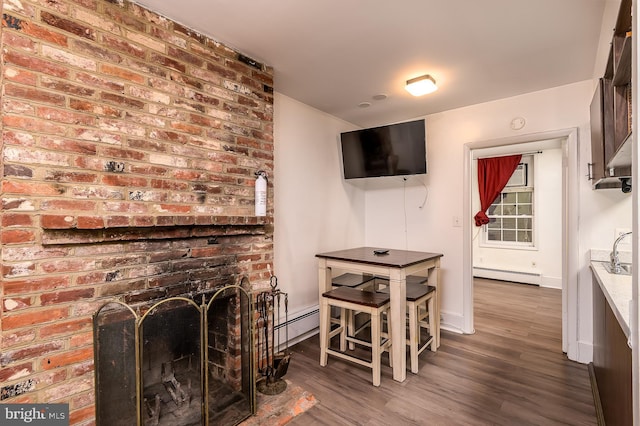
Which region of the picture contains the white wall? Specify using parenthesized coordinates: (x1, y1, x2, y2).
(273, 80, 631, 360)
(364, 80, 632, 357)
(472, 148, 563, 289)
(273, 93, 365, 340)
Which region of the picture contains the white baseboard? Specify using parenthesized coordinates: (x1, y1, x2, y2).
(440, 311, 467, 334)
(574, 340, 593, 364)
(540, 276, 562, 289)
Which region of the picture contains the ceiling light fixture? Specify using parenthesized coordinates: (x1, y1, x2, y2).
(405, 74, 437, 96)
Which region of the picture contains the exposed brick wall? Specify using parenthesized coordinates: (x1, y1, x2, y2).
(0, 0, 274, 423)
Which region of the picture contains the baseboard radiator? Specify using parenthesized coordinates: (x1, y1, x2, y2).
(473, 266, 542, 285)
(273, 307, 319, 351)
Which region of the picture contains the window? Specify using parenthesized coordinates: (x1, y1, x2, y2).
(482, 159, 534, 247)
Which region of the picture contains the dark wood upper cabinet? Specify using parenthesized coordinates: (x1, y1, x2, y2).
(589, 0, 632, 188)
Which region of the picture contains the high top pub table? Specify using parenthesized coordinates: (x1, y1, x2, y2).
(316, 247, 443, 382)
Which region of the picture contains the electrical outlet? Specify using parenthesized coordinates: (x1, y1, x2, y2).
(453, 216, 462, 227)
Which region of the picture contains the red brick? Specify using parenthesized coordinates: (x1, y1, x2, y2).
(132, 216, 154, 226)
(3, 263, 36, 278)
(39, 317, 93, 338)
(4, 276, 70, 296)
(2, 296, 33, 311)
(100, 147, 145, 161)
(47, 168, 96, 183)
(42, 347, 92, 370)
(170, 121, 203, 135)
(41, 76, 95, 96)
(100, 92, 145, 109)
(0, 341, 64, 367)
(2, 31, 36, 51)
(70, 360, 94, 378)
(74, 73, 123, 92)
(41, 259, 95, 274)
(3, 67, 38, 85)
(41, 289, 95, 306)
(69, 98, 121, 117)
(41, 199, 97, 211)
(101, 175, 147, 187)
(1, 229, 35, 244)
(69, 404, 95, 425)
(3, 50, 69, 77)
(101, 64, 146, 84)
(102, 34, 146, 58)
(3, 116, 67, 135)
(70, 331, 94, 348)
(104, 215, 131, 227)
(0, 362, 33, 382)
(70, 389, 93, 409)
(151, 179, 189, 191)
(36, 106, 95, 125)
(3, 307, 69, 330)
(1, 213, 33, 227)
(77, 216, 104, 229)
(72, 38, 121, 63)
(2, 329, 36, 348)
(149, 53, 186, 72)
(4, 83, 66, 105)
(22, 21, 68, 46)
(157, 204, 191, 214)
(129, 164, 169, 176)
(41, 11, 95, 40)
(41, 215, 75, 229)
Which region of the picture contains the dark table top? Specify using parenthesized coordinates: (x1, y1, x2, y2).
(316, 247, 443, 268)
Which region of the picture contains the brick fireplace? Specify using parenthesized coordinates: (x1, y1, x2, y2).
(0, 0, 274, 424)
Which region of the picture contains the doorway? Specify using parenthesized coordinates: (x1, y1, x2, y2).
(462, 128, 580, 359)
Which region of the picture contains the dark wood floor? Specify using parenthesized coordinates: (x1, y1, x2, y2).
(285, 278, 597, 425)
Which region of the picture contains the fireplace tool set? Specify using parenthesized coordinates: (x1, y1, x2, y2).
(256, 273, 290, 395)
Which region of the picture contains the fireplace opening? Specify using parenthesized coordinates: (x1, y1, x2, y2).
(93, 282, 255, 426)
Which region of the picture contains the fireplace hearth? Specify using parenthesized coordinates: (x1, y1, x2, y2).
(93, 281, 255, 426)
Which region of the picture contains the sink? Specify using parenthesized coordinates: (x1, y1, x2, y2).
(602, 262, 632, 275)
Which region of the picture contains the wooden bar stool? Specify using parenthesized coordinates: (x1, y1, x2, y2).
(378, 277, 437, 374)
(319, 286, 392, 386)
(331, 273, 376, 349)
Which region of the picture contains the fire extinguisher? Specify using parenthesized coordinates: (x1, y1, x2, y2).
(255, 170, 267, 216)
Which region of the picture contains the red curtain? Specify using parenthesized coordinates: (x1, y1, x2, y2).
(474, 154, 522, 227)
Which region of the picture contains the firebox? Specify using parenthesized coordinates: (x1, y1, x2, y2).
(93, 281, 255, 425)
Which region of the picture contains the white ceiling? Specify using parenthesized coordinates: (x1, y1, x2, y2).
(133, 0, 613, 128)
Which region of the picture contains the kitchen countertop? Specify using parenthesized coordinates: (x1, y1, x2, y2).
(590, 252, 632, 340)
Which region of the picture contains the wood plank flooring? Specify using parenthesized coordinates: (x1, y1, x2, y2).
(284, 278, 597, 425)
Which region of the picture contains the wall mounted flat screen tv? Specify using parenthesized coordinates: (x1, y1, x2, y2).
(340, 119, 426, 179)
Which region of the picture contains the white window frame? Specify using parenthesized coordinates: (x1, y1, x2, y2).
(480, 156, 536, 250)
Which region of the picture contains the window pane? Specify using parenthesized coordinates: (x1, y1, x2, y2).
(483, 187, 534, 246)
(517, 231, 532, 242)
(517, 218, 532, 229)
(487, 230, 501, 241)
(503, 204, 516, 215)
(518, 192, 532, 203)
(503, 230, 516, 241)
(503, 193, 516, 203)
(517, 205, 532, 215)
(503, 218, 516, 230)
(487, 218, 501, 229)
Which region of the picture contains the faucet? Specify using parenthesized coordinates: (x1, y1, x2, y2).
(610, 231, 632, 273)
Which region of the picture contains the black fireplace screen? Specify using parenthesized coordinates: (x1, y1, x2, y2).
(93, 283, 255, 426)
